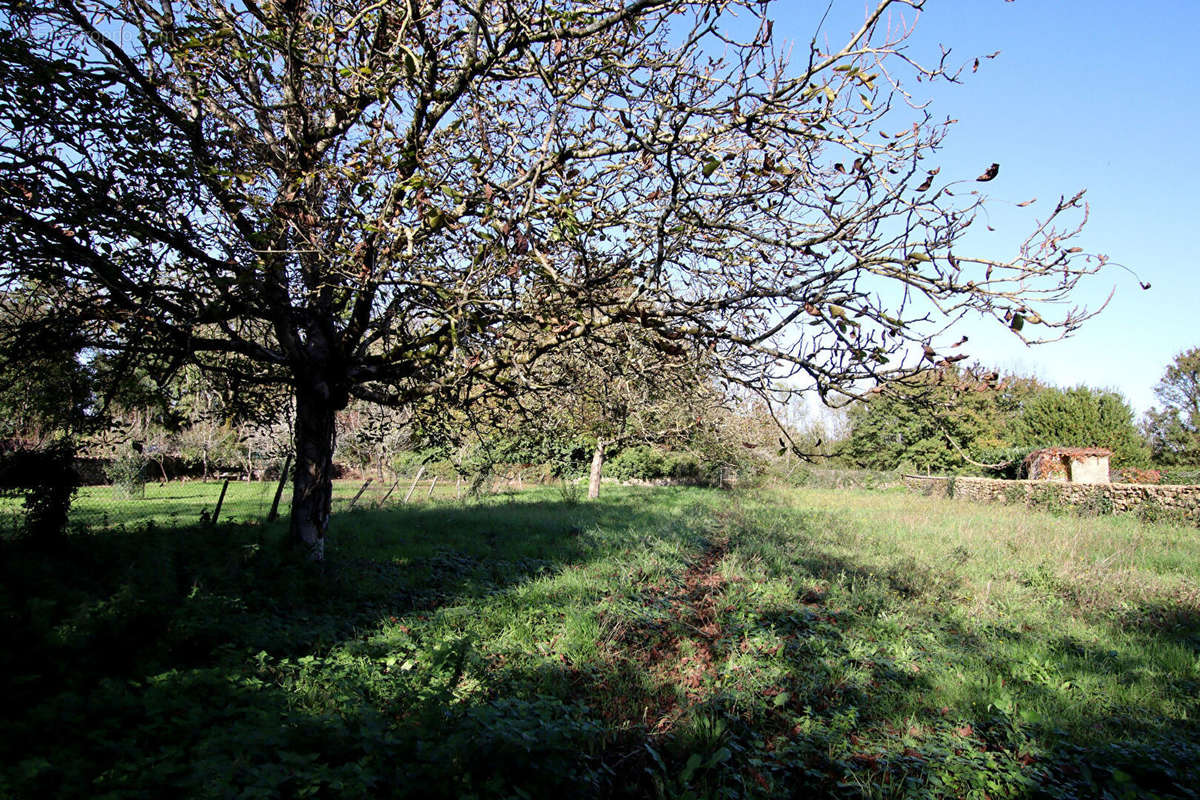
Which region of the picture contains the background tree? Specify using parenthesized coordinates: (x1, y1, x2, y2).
(515, 323, 718, 498)
(0, 289, 93, 445)
(1143, 347, 1200, 466)
(1, 0, 1107, 556)
(1012, 385, 1148, 467)
(845, 365, 1043, 474)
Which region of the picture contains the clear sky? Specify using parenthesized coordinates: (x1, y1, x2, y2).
(774, 0, 1198, 414)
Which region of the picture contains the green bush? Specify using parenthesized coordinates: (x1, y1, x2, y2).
(390, 449, 459, 479)
(106, 451, 147, 499)
(1002, 483, 1027, 505)
(1029, 485, 1069, 517)
(607, 445, 670, 480)
(0, 441, 78, 540)
(1159, 467, 1200, 486)
(1134, 498, 1193, 527)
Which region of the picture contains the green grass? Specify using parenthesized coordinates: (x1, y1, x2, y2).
(1, 485, 1197, 798)
(2, 476, 482, 531)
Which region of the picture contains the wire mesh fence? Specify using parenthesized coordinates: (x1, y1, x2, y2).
(0, 466, 576, 537)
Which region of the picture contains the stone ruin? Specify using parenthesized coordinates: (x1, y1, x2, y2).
(1023, 447, 1111, 484)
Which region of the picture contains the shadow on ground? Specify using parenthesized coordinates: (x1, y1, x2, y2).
(2, 491, 1198, 798)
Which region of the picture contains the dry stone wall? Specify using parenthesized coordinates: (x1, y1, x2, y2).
(902, 474, 1200, 525)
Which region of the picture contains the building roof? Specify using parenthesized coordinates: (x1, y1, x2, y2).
(1023, 447, 1113, 463)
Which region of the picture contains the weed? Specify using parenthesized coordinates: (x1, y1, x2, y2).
(1135, 497, 1193, 527)
(554, 478, 583, 506)
(1029, 485, 1069, 516)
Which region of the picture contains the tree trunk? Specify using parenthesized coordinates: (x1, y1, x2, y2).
(587, 438, 606, 500)
(291, 386, 338, 560)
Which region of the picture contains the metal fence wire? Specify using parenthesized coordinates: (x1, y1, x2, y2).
(1, 465, 551, 536)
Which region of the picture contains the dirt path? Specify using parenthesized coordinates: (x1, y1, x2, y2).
(661, 539, 728, 710)
(589, 535, 732, 736)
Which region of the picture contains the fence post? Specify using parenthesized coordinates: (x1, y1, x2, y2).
(376, 479, 400, 508)
(402, 465, 426, 504)
(267, 453, 291, 523)
(348, 478, 373, 511)
(426, 475, 439, 498)
(209, 479, 230, 526)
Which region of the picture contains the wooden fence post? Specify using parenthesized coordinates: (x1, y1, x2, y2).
(376, 479, 400, 508)
(266, 453, 291, 523)
(402, 466, 426, 504)
(426, 475, 439, 498)
(348, 478, 373, 511)
(209, 479, 230, 526)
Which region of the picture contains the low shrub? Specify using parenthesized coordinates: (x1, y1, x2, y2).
(0, 440, 79, 540)
(1159, 467, 1200, 486)
(1134, 497, 1193, 527)
(390, 449, 459, 479)
(106, 451, 148, 499)
(1002, 483, 1027, 505)
(1114, 467, 1162, 485)
(608, 445, 670, 480)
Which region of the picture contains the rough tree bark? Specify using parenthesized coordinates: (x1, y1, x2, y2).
(290, 382, 341, 559)
(587, 439, 607, 500)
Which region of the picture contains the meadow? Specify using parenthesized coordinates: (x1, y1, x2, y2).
(1, 484, 1197, 798)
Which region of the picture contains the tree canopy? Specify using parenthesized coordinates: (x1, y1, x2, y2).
(845, 369, 1149, 473)
(1013, 385, 1148, 468)
(844, 365, 1043, 473)
(0, 0, 1107, 554)
(1144, 347, 1200, 465)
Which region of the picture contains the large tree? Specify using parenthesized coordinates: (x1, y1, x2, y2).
(845, 364, 1044, 474)
(0, 0, 1106, 555)
(1012, 384, 1149, 468)
(1144, 347, 1200, 465)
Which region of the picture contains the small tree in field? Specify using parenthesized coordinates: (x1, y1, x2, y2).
(1, 0, 1108, 557)
(510, 323, 719, 498)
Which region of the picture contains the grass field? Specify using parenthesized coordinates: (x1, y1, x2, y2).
(2, 485, 1197, 798)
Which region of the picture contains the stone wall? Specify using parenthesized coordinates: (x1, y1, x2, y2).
(902, 474, 1200, 525)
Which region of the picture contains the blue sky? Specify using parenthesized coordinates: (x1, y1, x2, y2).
(775, 0, 1198, 414)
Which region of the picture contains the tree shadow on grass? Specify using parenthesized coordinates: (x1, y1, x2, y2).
(6, 491, 1198, 799)
(0, 489, 714, 798)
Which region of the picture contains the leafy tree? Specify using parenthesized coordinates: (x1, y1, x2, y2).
(1, 0, 1107, 556)
(514, 323, 719, 498)
(0, 289, 93, 444)
(1143, 347, 1200, 465)
(1013, 385, 1149, 467)
(845, 366, 1043, 473)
